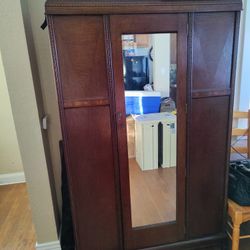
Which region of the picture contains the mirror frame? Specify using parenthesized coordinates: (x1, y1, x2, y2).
(121, 32, 178, 228)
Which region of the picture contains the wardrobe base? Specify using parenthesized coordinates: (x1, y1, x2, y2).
(143, 234, 227, 250)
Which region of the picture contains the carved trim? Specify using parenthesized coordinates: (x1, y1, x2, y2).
(192, 89, 231, 98)
(46, 15, 81, 249)
(103, 15, 123, 248)
(186, 12, 194, 239)
(64, 98, 109, 108)
(46, 0, 241, 8)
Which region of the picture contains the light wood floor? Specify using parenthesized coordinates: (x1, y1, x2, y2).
(0, 183, 36, 250)
(129, 158, 176, 227)
(1, 180, 250, 250)
(129, 159, 250, 249)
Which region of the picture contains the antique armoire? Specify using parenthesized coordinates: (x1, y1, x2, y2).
(45, 0, 242, 249)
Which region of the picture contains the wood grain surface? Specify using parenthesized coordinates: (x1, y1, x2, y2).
(188, 97, 230, 238)
(64, 107, 120, 249)
(0, 184, 36, 250)
(129, 159, 176, 227)
(53, 16, 109, 101)
(192, 12, 235, 92)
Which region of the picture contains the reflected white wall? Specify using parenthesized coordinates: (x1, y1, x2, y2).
(152, 34, 170, 98)
(235, 0, 250, 112)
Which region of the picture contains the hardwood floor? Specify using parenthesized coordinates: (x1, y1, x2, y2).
(129, 158, 250, 249)
(0, 177, 249, 250)
(0, 183, 36, 250)
(129, 158, 176, 227)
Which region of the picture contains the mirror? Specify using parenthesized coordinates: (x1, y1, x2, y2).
(122, 33, 177, 228)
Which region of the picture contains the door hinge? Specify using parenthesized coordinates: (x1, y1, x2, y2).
(187, 23, 189, 35)
(41, 115, 48, 130)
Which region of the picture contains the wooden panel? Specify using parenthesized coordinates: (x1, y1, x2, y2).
(188, 97, 230, 238)
(53, 16, 108, 101)
(64, 107, 120, 249)
(192, 12, 234, 91)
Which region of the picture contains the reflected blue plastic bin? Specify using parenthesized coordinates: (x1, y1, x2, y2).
(125, 91, 161, 115)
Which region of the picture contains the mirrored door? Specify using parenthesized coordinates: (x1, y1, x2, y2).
(110, 14, 188, 249)
(122, 33, 177, 228)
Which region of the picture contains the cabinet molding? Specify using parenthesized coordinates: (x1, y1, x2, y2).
(45, 1, 242, 15)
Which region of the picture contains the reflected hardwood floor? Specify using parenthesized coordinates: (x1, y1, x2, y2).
(0, 183, 36, 250)
(129, 158, 176, 227)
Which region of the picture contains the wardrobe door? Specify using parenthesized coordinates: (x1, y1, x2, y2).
(188, 12, 237, 238)
(110, 14, 188, 249)
(48, 16, 121, 249)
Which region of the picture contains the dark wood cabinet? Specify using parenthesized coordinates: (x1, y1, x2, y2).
(46, 1, 242, 249)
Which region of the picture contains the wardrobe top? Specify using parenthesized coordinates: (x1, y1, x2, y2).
(45, 0, 242, 15)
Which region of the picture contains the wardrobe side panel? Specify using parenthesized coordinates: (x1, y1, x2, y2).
(188, 12, 236, 238)
(189, 97, 230, 237)
(50, 16, 120, 249)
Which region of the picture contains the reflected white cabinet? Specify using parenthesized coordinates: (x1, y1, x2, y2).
(135, 119, 158, 170)
(162, 117, 177, 168)
(134, 112, 176, 170)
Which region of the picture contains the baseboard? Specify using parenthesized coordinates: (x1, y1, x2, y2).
(36, 240, 61, 250)
(0, 172, 26, 185)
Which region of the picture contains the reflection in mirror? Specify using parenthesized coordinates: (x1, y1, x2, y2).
(122, 33, 177, 228)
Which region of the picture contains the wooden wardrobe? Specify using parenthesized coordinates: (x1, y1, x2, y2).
(46, 1, 242, 249)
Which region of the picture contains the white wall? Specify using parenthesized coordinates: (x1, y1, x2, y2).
(20, 0, 62, 217)
(152, 34, 171, 97)
(234, 0, 250, 112)
(0, 51, 23, 175)
(0, 0, 58, 245)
